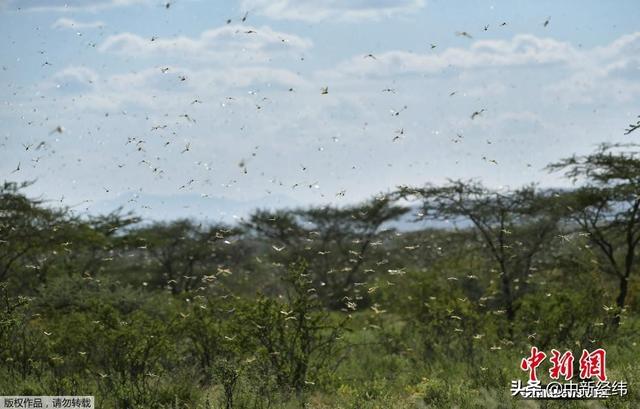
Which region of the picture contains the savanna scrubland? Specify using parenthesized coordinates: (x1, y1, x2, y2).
(2, 144, 640, 408)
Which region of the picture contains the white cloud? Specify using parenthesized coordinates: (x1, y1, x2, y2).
(543, 32, 640, 104)
(322, 34, 578, 80)
(106, 66, 308, 91)
(43, 65, 309, 110)
(99, 25, 312, 61)
(315, 31, 640, 108)
(6, 0, 150, 12)
(241, 0, 425, 22)
(52, 17, 105, 30)
(591, 32, 640, 61)
(20, 31, 640, 209)
(54, 66, 100, 84)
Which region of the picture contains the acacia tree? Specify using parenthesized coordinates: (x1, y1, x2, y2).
(624, 115, 640, 135)
(397, 181, 562, 337)
(549, 143, 640, 325)
(44, 210, 140, 283)
(131, 220, 242, 293)
(237, 262, 349, 399)
(0, 181, 68, 287)
(0, 182, 140, 288)
(243, 197, 408, 309)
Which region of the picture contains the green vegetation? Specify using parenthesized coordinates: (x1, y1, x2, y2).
(1, 144, 640, 408)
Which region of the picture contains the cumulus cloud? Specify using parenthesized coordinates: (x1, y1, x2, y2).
(50, 32, 640, 117)
(99, 25, 312, 62)
(52, 17, 105, 30)
(313, 31, 640, 110)
(591, 32, 640, 61)
(43, 65, 309, 110)
(45, 32, 640, 115)
(6, 0, 150, 12)
(543, 32, 640, 104)
(322, 34, 579, 79)
(241, 0, 425, 22)
(39, 66, 100, 95)
(106, 66, 308, 91)
(54, 66, 100, 84)
(18, 27, 640, 210)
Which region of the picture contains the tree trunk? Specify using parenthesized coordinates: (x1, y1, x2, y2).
(613, 276, 629, 326)
(501, 271, 515, 339)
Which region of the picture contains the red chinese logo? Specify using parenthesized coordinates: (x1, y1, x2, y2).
(521, 346, 546, 382)
(579, 348, 607, 382)
(549, 349, 574, 380)
(520, 347, 607, 382)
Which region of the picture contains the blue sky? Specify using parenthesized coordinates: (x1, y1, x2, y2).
(1, 0, 639, 221)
